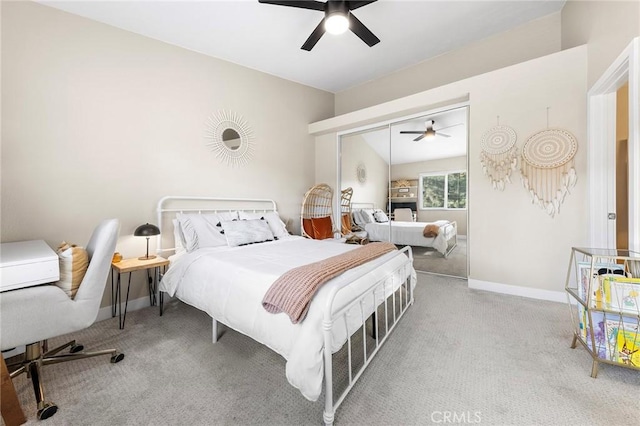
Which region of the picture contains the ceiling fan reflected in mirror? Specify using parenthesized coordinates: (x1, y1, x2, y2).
(258, 0, 380, 51)
(400, 120, 458, 142)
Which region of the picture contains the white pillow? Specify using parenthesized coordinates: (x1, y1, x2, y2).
(177, 211, 238, 252)
(172, 219, 186, 254)
(374, 211, 389, 223)
(352, 210, 366, 227)
(238, 211, 289, 239)
(221, 219, 275, 247)
(361, 209, 375, 224)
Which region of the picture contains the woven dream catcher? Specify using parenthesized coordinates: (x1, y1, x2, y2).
(521, 128, 577, 217)
(480, 123, 518, 191)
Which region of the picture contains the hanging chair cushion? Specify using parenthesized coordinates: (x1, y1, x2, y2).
(302, 218, 315, 238)
(311, 216, 333, 240)
(341, 214, 352, 234)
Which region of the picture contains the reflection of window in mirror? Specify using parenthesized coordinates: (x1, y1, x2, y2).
(222, 128, 241, 150)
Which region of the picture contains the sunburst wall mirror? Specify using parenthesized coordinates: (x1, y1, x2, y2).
(204, 110, 254, 167)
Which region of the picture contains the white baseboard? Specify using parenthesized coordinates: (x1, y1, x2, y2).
(96, 295, 154, 323)
(468, 278, 567, 304)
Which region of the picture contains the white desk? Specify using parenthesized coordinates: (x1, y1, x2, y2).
(0, 240, 59, 292)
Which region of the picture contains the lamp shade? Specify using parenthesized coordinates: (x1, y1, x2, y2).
(134, 223, 160, 237)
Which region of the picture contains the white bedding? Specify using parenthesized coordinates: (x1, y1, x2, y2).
(159, 236, 415, 402)
(364, 220, 454, 254)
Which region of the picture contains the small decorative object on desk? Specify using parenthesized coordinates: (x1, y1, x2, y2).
(112, 252, 122, 263)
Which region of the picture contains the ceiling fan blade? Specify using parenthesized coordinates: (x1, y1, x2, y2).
(434, 123, 464, 131)
(400, 131, 425, 135)
(258, 0, 325, 12)
(438, 132, 451, 138)
(413, 134, 427, 142)
(348, 0, 377, 11)
(348, 13, 380, 47)
(301, 18, 326, 51)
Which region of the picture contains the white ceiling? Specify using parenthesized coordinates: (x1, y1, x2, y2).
(348, 106, 467, 164)
(39, 0, 566, 93)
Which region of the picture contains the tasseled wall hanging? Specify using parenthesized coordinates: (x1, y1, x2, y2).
(521, 108, 577, 217)
(480, 117, 518, 191)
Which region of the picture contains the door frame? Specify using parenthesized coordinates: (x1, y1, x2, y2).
(587, 37, 639, 252)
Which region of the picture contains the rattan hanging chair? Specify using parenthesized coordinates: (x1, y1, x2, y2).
(340, 187, 353, 235)
(300, 183, 336, 239)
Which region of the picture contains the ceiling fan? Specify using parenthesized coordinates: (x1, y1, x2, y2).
(400, 120, 455, 142)
(258, 0, 380, 51)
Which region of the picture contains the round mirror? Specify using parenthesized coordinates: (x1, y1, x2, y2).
(204, 110, 254, 167)
(222, 128, 241, 150)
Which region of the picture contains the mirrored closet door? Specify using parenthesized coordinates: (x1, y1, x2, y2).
(339, 106, 468, 278)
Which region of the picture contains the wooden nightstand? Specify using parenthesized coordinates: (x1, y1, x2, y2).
(111, 256, 169, 329)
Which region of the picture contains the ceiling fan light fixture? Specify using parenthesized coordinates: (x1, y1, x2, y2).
(425, 128, 436, 140)
(325, 12, 349, 34)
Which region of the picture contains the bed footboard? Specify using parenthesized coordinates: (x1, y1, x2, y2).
(322, 246, 414, 426)
(443, 221, 458, 258)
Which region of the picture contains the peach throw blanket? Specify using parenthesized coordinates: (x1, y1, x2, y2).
(423, 224, 440, 238)
(262, 241, 397, 324)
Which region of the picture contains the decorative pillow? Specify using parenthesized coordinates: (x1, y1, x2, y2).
(361, 209, 375, 224)
(351, 210, 364, 227)
(177, 211, 238, 252)
(373, 211, 389, 223)
(238, 211, 289, 239)
(302, 218, 315, 238)
(311, 216, 333, 240)
(221, 219, 275, 247)
(54, 242, 89, 298)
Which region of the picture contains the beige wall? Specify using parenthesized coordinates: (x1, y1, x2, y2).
(1, 2, 334, 307)
(340, 134, 389, 210)
(314, 46, 588, 296)
(392, 156, 468, 236)
(561, 0, 640, 88)
(335, 12, 562, 115)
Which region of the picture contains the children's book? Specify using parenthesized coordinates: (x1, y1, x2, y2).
(584, 311, 607, 359)
(577, 262, 624, 307)
(615, 327, 640, 367)
(602, 276, 640, 315)
(604, 315, 639, 361)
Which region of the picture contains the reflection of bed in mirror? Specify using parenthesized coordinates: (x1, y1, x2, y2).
(352, 204, 457, 257)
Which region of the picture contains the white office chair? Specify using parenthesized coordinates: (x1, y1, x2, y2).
(0, 218, 123, 420)
(393, 208, 414, 222)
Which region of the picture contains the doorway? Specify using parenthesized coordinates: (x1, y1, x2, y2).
(588, 37, 639, 252)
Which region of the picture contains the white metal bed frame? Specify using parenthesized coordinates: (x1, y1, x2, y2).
(351, 203, 458, 257)
(155, 196, 415, 425)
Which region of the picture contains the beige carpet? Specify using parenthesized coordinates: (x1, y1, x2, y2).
(8, 274, 639, 425)
(407, 238, 467, 278)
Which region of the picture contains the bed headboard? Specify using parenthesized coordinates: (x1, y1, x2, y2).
(155, 196, 278, 255)
(351, 202, 376, 210)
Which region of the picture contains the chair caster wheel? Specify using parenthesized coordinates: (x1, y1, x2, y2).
(37, 402, 58, 420)
(70, 343, 84, 353)
(111, 353, 125, 363)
